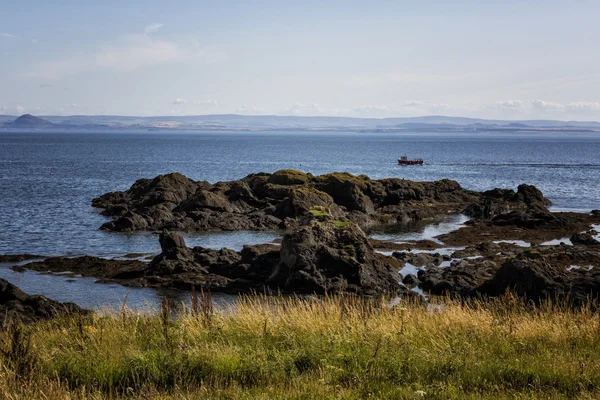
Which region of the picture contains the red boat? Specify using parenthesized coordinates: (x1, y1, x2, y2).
(398, 155, 424, 165)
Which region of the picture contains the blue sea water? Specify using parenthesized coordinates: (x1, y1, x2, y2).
(0, 130, 599, 309)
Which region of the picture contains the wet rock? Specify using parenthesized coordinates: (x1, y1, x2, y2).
(402, 274, 420, 287)
(149, 231, 201, 274)
(14, 256, 147, 280)
(476, 258, 568, 302)
(592, 210, 600, 216)
(408, 253, 441, 267)
(418, 259, 498, 296)
(0, 278, 88, 323)
(269, 215, 403, 295)
(0, 254, 46, 263)
(512, 184, 552, 208)
(571, 232, 600, 246)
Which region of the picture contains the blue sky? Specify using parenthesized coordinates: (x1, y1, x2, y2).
(1, 0, 600, 120)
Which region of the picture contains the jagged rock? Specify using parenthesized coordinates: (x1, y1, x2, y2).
(0, 278, 87, 323)
(149, 231, 201, 274)
(0, 254, 45, 263)
(13, 256, 147, 280)
(491, 208, 556, 229)
(402, 274, 419, 287)
(418, 260, 498, 296)
(476, 258, 568, 301)
(93, 170, 554, 234)
(269, 215, 403, 295)
(512, 184, 552, 207)
(274, 188, 338, 219)
(177, 189, 236, 213)
(314, 172, 374, 213)
(571, 232, 600, 246)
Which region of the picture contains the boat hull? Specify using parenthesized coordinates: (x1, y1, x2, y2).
(398, 159, 424, 165)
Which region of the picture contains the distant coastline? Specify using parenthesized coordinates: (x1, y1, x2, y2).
(1, 113, 600, 133)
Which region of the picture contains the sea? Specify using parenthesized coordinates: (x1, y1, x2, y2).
(1, 130, 599, 309)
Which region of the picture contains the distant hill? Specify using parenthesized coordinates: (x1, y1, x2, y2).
(1, 113, 599, 132)
(4, 114, 55, 129)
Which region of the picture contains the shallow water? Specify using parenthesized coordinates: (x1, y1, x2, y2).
(369, 214, 470, 244)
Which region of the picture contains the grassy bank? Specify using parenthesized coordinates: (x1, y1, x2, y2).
(2, 294, 600, 399)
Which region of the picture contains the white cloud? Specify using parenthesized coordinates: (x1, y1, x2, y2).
(0, 33, 16, 39)
(16, 105, 25, 114)
(172, 98, 187, 105)
(70, 103, 79, 108)
(531, 99, 564, 111)
(144, 23, 164, 34)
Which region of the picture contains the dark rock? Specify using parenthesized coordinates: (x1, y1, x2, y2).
(149, 231, 200, 274)
(0, 254, 46, 263)
(402, 274, 419, 287)
(315, 172, 374, 213)
(274, 188, 338, 219)
(571, 232, 600, 246)
(476, 258, 567, 302)
(0, 278, 87, 323)
(512, 184, 552, 207)
(419, 260, 498, 296)
(94, 170, 549, 234)
(269, 215, 403, 295)
(14, 256, 147, 280)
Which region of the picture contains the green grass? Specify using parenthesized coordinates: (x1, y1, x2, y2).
(2, 295, 600, 399)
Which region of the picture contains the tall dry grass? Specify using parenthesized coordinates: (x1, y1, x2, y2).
(1, 294, 600, 399)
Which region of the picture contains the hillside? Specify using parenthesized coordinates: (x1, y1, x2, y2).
(1, 113, 600, 132)
(4, 114, 55, 129)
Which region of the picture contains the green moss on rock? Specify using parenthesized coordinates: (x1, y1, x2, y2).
(267, 170, 313, 186)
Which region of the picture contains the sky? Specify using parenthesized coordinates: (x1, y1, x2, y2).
(1, 0, 600, 120)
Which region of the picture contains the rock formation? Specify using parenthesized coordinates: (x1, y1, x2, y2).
(93, 170, 550, 233)
(0, 278, 87, 323)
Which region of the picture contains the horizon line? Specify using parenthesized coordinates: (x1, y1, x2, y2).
(3, 113, 600, 124)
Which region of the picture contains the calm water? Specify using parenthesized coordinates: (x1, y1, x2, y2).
(1, 131, 599, 309)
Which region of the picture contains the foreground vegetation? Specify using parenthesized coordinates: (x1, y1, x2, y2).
(2, 294, 600, 399)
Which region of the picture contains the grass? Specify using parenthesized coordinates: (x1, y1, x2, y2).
(2, 294, 600, 399)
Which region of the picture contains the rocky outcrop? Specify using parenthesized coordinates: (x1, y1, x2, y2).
(0, 278, 87, 323)
(571, 232, 600, 246)
(418, 259, 499, 296)
(14, 256, 147, 281)
(476, 258, 568, 301)
(0, 254, 45, 263)
(93, 170, 547, 233)
(268, 214, 403, 295)
(464, 184, 552, 220)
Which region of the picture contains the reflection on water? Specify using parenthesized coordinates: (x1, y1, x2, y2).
(368, 214, 470, 244)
